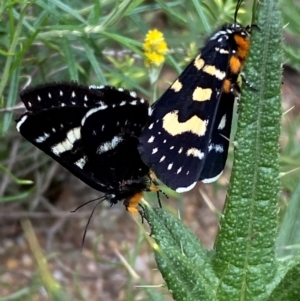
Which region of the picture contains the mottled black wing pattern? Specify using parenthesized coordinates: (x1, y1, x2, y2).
(16, 83, 151, 207)
(139, 35, 232, 192)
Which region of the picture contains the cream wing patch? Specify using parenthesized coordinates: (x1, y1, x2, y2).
(171, 79, 183, 92)
(51, 127, 81, 156)
(203, 65, 226, 80)
(162, 110, 208, 136)
(194, 55, 205, 70)
(192, 87, 212, 102)
(193, 54, 226, 81)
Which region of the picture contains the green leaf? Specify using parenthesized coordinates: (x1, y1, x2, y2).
(2, 61, 21, 133)
(101, 31, 143, 57)
(0, 164, 34, 185)
(0, 4, 26, 132)
(267, 261, 300, 300)
(101, 64, 149, 96)
(146, 207, 218, 301)
(96, 0, 138, 30)
(191, 0, 210, 34)
(277, 182, 300, 257)
(87, 0, 101, 25)
(81, 38, 107, 85)
(143, 288, 169, 301)
(36, 0, 88, 25)
(212, 0, 282, 299)
(155, 0, 187, 24)
(60, 36, 79, 81)
(0, 190, 35, 203)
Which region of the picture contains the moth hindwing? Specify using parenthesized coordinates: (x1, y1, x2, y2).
(16, 82, 156, 213)
(139, 4, 251, 192)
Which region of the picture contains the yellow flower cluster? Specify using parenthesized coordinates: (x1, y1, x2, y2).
(143, 29, 168, 67)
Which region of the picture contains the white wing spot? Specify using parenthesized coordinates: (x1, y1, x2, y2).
(51, 127, 81, 156)
(218, 115, 226, 130)
(16, 115, 28, 132)
(59, 90, 63, 96)
(97, 136, 123, 154)
(219, 48, 229, 54)
(148, 107, 153, 116)
(210, 30, 227, 40)
(66, 127, 81, 144)
(72, 91, 76, 98)
(170, 146, 174, 150)
(152, 148, 158, 154)
(130, 91, 137, 98)
(130, 100, 137, 105)
(178, 147, 183, 154)
(148, 136, 155, 143)
(159, 156, 166, 162)
(75, 157, 87, 169)
(208, 144, 224, 153)
(89, 85, 104, 89)
(37, 95, 41, 101)
(148, 123, 154, 130)
(167, 163, 173, 170)
(177, 167, 182, 174)
(186, 148, 205, 159)
(48, 92, 52, 98)
(52, 140, 72, 156)
(35, 133, 50, 143)
(119, 101, 126, 106)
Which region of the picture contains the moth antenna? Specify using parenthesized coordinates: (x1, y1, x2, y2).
(71, 195, 106, 212)
(234, 0, 244, 24)
(81, 199, 103, 250)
